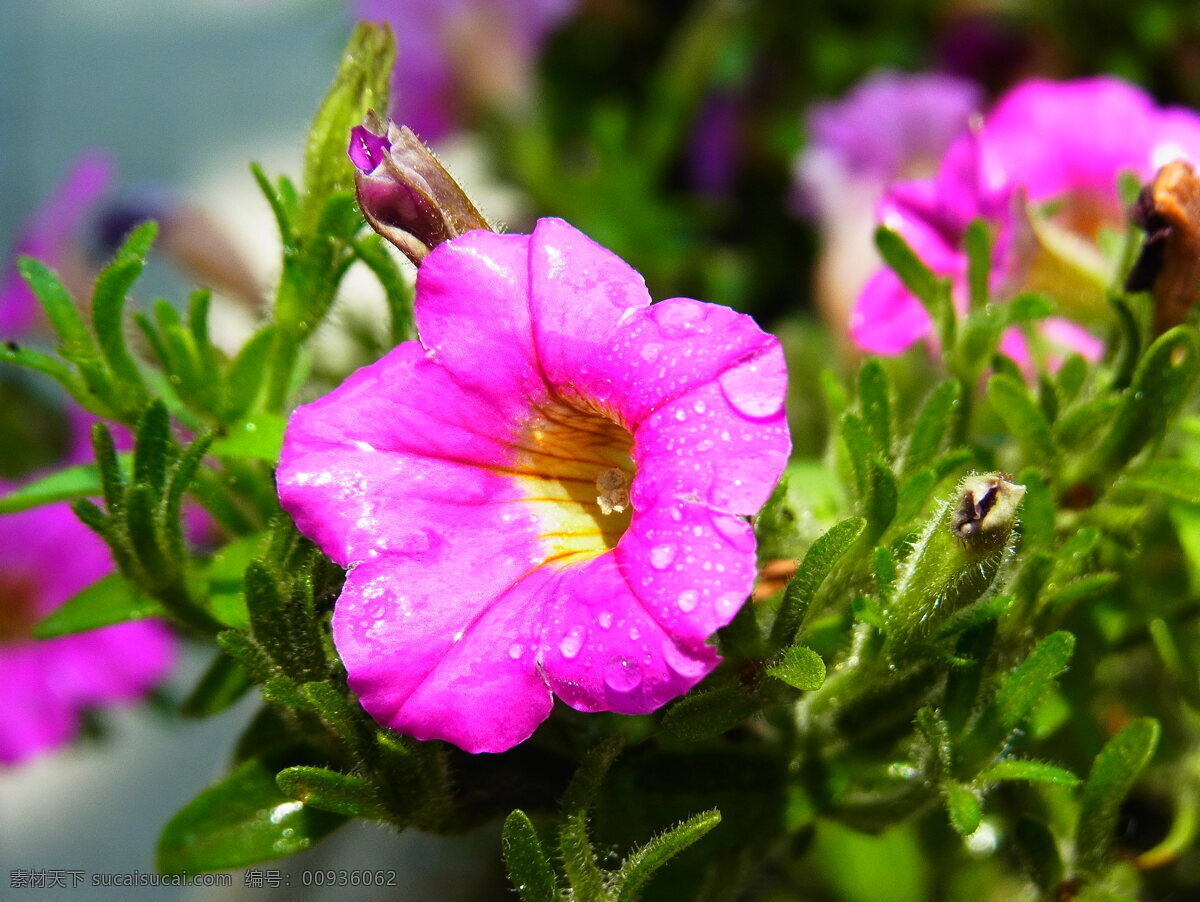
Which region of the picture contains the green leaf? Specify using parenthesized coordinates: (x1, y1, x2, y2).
(875, 226, 953, 345)
(1005, 291, 1055, 324)
(873, 545, 897, 604)
(1056, 353, 1088, 402)
(300, 682, 371, 750)
(903, 380, 961, 474)
(157, 754, 346, 874)
(0, 341, 93, 410)
(944, 781, 981, 836)
(995, 631, 1076, 731)
(224, 326, 276, 420)
(0, 463, 102, 513)
(663, 686, 761, 741)
(353, 235, 414, 344)
(1120, 460, 1200, 504)
(839, 411, 875, 501)
(964, 219, 991, 312)
(1101, 326, 1200, 470)
(987, 373, 1057, 464)
(180, 652, 253, 718)
(771, 517, 866, 646)
(276, 766, 385, 819)
(980, 759, 1080, 787)
(767, 645, 826, 691)
(300, 22, 394, 232)
(858, 360, 892, 457)
(934, 594, 1014, 640)
(209, 415, 287, 462)
(216, 630, 274, 683)
(614, 810, 722, 902)
(33, 573, 165, 639)
(92, 222, 157, 391)
(866, 459, 898, 541)
(1014, 816, 1064, 891)
(18, 257, 97, 363)
(559, 738, 624, 901)
(1075, 718, 1160, 880)
(133, 400, 170, 491)
(502, 810, 559, 902)
(1014, 469, 1054, 551)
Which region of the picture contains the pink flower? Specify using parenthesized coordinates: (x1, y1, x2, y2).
(853, 77, 1200, 360)
(0, 498, 176, 766)
(278, 218, 789, 753)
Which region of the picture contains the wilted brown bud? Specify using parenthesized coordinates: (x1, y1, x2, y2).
(348, 113, 491, 266)
(1126, 159, 1200, 333)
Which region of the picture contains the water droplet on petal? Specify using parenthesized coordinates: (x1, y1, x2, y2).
(629, 626, 640, 640)
(661, 639, 708, 678)
(674, 408, 687, 421)
(693, 399, 707, 414)
(559, 625, 586, 659)
(649, 544, 677, 569)
(640, 342, 662, 362)
(710, 512, 756, 552)
(655, 300, 705, 336)
(508, 643, 524, 659)
(677, 589, 700, 612)
(714, 592, 743, 618)
(598, 611, 613, 629)
(604, 656, 643, 692)
(718, 355, 785, 419)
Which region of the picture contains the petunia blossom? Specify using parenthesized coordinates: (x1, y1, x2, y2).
(278, 218, 789, 753)
(854, 76, 1200, 361)
(0, 496, 176, 766)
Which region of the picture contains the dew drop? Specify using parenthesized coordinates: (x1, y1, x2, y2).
(661, 639, 707, 678)
(649, 544, 677, 569)
(508, 643, 524, 660)
(674, 408, 687, 421)
(640, 343, 662, 362)
(714, 593, 742, 617)
(598, 610, 613, 629)
(677, 589, 700, 612)
(718, 357, 785, 419)
(604, 656, 643, 692)
(693, 399, 707, 414)
(710, 512, 756, 552)
(629, 626, 640, 640)
(559, 625, 586, 659)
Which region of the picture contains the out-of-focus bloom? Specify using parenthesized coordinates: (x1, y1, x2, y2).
(279, 218, 789, 753)
(0, 497, 176, 766)
(854, 77, 1200, 361)
(353, 0, 576, 142)
(1, 155, 113, 336)
(794, 71, 983, 349)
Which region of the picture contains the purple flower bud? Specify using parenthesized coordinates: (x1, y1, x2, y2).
(348, 124, 392, 173)
(350, 114, 491, 266)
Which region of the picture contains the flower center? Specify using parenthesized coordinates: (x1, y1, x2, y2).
(510, 399, 635, 569)
(0, 574, 39, 645)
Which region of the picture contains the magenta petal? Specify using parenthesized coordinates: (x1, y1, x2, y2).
(0, 647, 76, 765)
(614, 497, 758, 646)
(414, 230, 545, 401)
(540, 553, 720, 715)
(334, 558, 555, 753)
(632, 366, 790, 517)
(851, 268, 936, 354)
(528, 217, 652, 395)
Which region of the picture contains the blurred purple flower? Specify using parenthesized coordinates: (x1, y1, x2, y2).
(353, 0, 576, 142)
(0, 496, 175, 766)
(1, 155, 113, 337)
(794, 70, 982, 348)
(853, 77, 1200, 360)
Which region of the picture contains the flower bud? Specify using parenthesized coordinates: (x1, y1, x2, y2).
(348, 113, 491, 266)
(885, 473, 1025, 656)
(1126, 159, 1200, 333)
